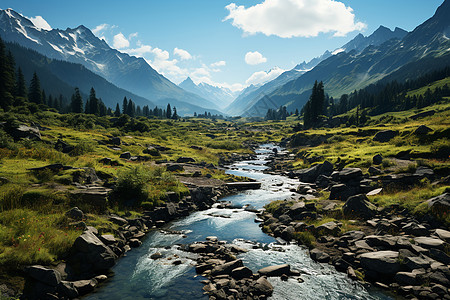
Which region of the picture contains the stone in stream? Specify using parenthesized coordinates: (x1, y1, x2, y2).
(231, 267, 253, 280)
(258, 264, 290, 277)
(250, 276, 274, 296)
(210, 260, 244, 276)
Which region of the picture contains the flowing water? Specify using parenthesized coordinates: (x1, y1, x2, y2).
(85, 144, 394, 300)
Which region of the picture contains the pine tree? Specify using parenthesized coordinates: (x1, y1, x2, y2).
(48, 95, 53, 108)
(85, 99, 90, 114)
(89, 87, 99, 115)
(122, 97, 128, 115)
(127, 99, 135, 117)
(42, 89, 47, 106)
(14, 67, 27, 98)
(0, 37, 15, 109)
(114, 103, 121, 117)
(172, 106, 178, 119)
(28, 72, 42, 104)
(166, 103, 172, 119)
(71, 87, 83, 113)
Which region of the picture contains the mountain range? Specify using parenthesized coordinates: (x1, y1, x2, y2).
(225, 25, 410, 117)
(1, 0, 449, 118)
(226, 0, 450, 117)
(0, 8, 222, 115)
(178, 77, 236, 110)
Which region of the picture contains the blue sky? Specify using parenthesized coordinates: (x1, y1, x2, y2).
(2, 0, 443, 91)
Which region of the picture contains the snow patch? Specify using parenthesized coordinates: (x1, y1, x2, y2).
(48, 42, 63, 54)
(15, 21, 40, 44)
(58, 32, 69, 41)
(68, 32, 77, 42)
(332, 48, 345, 55)
(116, 53, 123, 62)
(72, 45, 85, 54)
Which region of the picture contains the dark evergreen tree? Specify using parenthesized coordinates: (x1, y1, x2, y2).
(114, 103, 121, 117)
(89, 87, 100, 115)
(41, 89, 47, 105)
(122, 97, 128, 115)
(85, 99, 90, 114)
(166, 103, 172, 119)
(14, 67, 27, 98)
(70, 87, 83, 113)
(172, 106, 178, 119)
(28, 72, 42, 104)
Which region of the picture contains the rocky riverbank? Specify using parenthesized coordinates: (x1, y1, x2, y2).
(17, 158, 264, 300)
(257, 149, 450, 300)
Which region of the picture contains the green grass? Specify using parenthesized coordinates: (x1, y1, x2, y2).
(0, 209, 82, 267)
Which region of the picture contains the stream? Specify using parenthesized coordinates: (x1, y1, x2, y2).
(85, 144, 394, 300)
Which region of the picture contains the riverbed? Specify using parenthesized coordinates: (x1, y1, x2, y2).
(85, 144, 394, 300)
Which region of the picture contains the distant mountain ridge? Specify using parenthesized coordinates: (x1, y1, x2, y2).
(227, 0, 450, 117)
(225, 25, 409, 116)
(178, 77, 236, 109)
(0, 8, 221, 115)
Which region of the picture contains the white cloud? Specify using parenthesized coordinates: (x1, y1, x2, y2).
(245, 51, 267, 65)
(225, 0, 366, 38)
(173, 47, 192, 60)
(113, 33, 130, 49)
(29, 16, 52, 31)
(210, 61, 226, 67)
(92, 23, 108, 35)
(129, 32, 138, 39)
(245, 67, 285, 85)
(126, 45, 153, 56)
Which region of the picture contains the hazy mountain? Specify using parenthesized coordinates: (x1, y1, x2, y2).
(0, 8, 221, 114)
(225, 26, 407, 117)
(178, 77, 236, 109)
(234, 0, 450, 117)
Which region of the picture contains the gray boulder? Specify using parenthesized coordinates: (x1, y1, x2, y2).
(10, 124, 41, 141)
(426, 193, 449, 213)
(414, 237, 445, 249)
(73, 230, 117, 271)
(360, 251, 400, 275)
(119, 152, 131, 159)
(231, 266, 253, 280)
(435, 229, 450, 242)
(296, 161, 333, 183)
(373, 130, 397, 142)
(316, 221, 341, 236)
(211, 259, 243, 276)
(414, 125, 433, 135)
(373, 154, 383, 165)
(177, 157, 195, 163)
(26, 265, 61, 286)
(310, 248, 330, 263)
(250, 276, 273, 296)
(72, 279, 97, 295)
(258, 264, 290, 276)
(342, 194, 377, 219)
(338, 168, 363, 182)
(65, 207, 84, 220)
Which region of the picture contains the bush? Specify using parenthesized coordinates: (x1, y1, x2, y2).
(116, 166, 151, 206)
(205, 141, 241, 150)
(69, 140, 96, 156)
(430, 138, 450, 158)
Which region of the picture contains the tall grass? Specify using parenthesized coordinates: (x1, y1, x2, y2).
(0, 209, 81, 266)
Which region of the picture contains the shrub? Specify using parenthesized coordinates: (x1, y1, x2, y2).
(430, 138, 450, 158)
(116, 166, 151, 206)
(69, 140, 96, 156)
